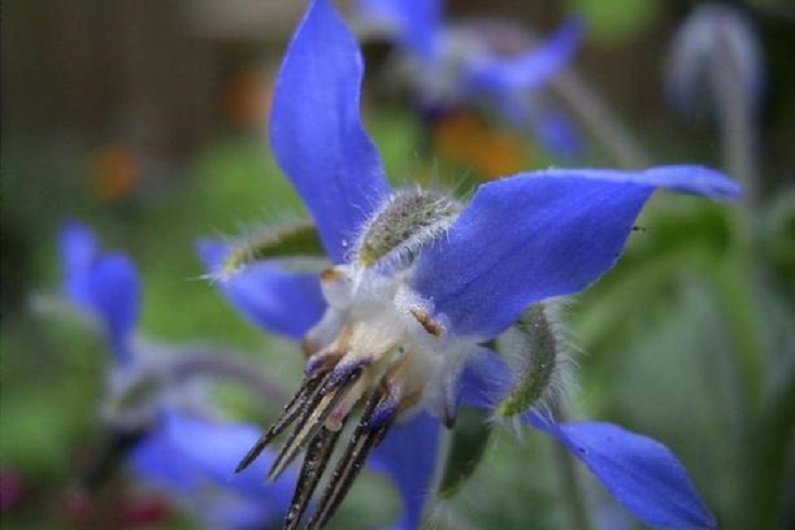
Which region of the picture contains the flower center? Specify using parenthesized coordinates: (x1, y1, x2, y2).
(237, 263, 461, 529)
(236, 189, 472, 529)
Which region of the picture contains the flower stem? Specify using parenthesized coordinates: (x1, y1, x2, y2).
(552, 69, 651, 169)
(709, 24, 765, 410)
(711, 38, 761, 216)
(550, 402, 593, 530)
(741, 368, 795, 529)
(167, 348, 291, 404)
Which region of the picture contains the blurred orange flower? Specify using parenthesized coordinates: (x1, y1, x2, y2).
(91, 145, 139, 201)
(432, 112, 528, 179)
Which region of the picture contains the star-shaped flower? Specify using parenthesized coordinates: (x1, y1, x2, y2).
(200, 1, 739, 528)
(59, 222, 294, 529)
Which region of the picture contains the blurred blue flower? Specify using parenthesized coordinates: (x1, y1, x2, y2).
(355, 0, 584, 157)
(59, 222, 294, 529)
(201, 1, 739, 528)
(60, 221, 140, 366)
(129, 410, 295, 530)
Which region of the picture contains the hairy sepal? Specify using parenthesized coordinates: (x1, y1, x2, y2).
(497, 302, 571, 417)
(215, 220, 326, 281)
(356, 189, 462, 269)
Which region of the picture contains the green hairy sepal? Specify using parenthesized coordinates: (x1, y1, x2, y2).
(497, 303, 569, 417)
(357, 189, 462, 268)
(216, 219, 326, 280)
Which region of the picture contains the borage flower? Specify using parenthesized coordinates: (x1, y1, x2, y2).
(355, 0, 583, 158)
(200, 1, 739, 529)
(59, 222, 294, 529)
(129, 410, 295, 529)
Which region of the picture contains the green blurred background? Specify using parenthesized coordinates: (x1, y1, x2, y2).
(2, 0, 794, 528)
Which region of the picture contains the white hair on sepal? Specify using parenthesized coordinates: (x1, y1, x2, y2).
(535, 298, 580, 414)
(491, 298, 580, 423)
(344, 154, 482, 271)
(352, 187, 464, 271)
(199, 212, 326, 284)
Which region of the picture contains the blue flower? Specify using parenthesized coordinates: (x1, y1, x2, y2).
(201, 1, 739, 528)
(60, 221, 141, 366)
(129, 410, 295, 530)
(355, 0, 584, 157)
(59, 222, 294, 529)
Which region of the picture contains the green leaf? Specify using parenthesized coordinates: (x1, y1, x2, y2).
(566, 0, 660, 43)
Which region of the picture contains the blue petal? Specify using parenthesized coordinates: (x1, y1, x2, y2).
(201, 497, 276, 530)
(130, 412, 293, 529)
(370, 412, 441, 530)
(412, 166, 740, 339)
(270, 0, 390, 263)
(356, 0, 443, 60)
(59, 221, 99, 308)
(129, 427, 203, 492)
(466, 18, 583, 94)
(528, 412, 716, 529)
(198, 240, 326, 340)
(529, 107, 583, 159)
(88, 253, 140, 365)
(160, 411, 295, 510)
(495, 96, 583, 159)
(58, 222, 140, 364)
(459, 348, 514, 410)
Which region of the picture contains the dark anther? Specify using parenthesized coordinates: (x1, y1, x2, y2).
(269, 367, 364, 480)
(306, 388, 395, 529)
(283, 425, 344, 530)
(236, 368, 329, 474)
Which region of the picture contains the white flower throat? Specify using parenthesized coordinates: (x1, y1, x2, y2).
(236, 189, 473, 529)
(305, 263, 457, 428)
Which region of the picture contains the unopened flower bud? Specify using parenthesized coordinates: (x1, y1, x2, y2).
(666, 3, 764, 114)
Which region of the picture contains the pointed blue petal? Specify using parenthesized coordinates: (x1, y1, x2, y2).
(58, 222, 140, 364)
(270, 0, 390, 263)
(530, 107, 583, 159)
(528, 412, 716, 528)
(59, 221, 98, 307)
(89, 253, 140, 365)
(370, 412, 441, 530)
(466, 18, 583, 94)
(129, 412, 293, 529)
(198, 240, 326, 340)
(495, 96, 583, 159)
(160, 411, 295, 510)
(459, 348, 514, 410)
(356, 0, 443, 60)
(129, 426, 203, 492)
(412, 166, 740, 339)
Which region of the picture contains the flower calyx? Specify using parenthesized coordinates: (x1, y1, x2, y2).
(213, 219, 326, 281)
(356, 188, 462, 268)
(497, 302, 568, 417)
